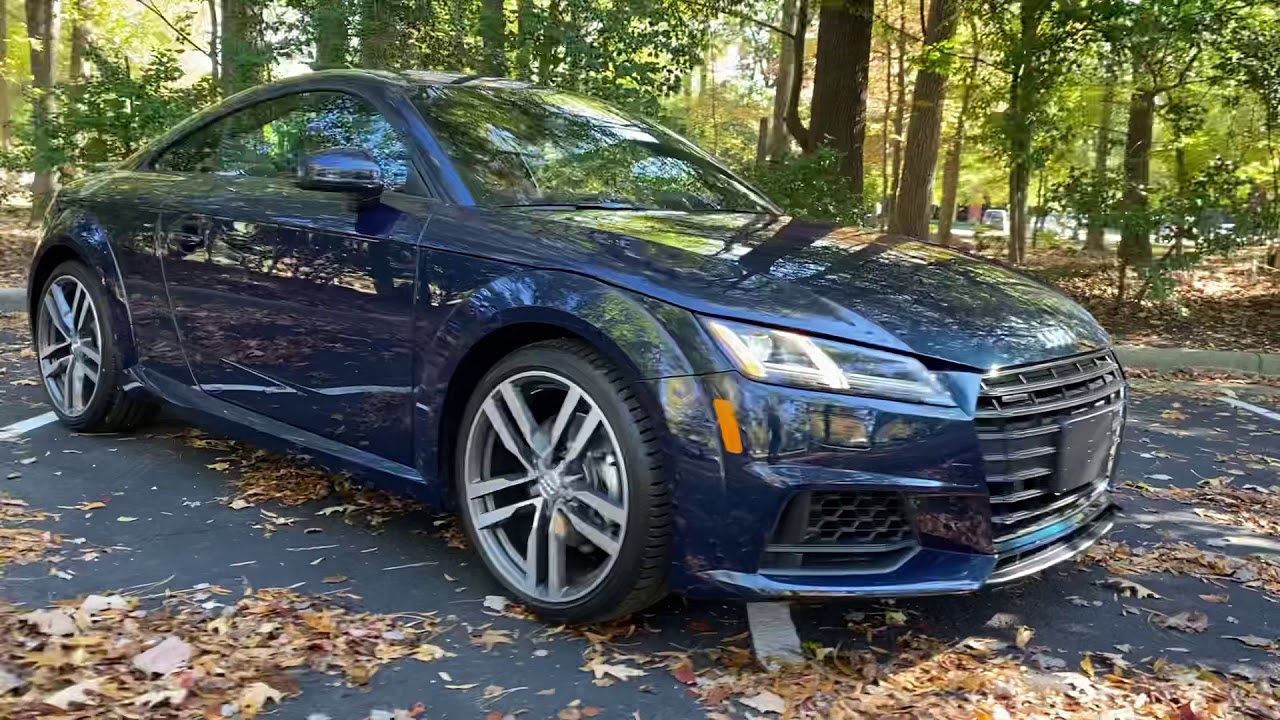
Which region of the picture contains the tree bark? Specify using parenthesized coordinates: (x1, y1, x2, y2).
(313, 0, 349, 69)
(479, 0, 507, 76)
(207, 0, 220, 86)
(26, 0, 60, 222)
(0, 4, 10, 150)
(68, 0, 88, 81)
(221, 0, 268, 94)
(767, 0, 797, 161)
(1005, 0, 1048, 264)
(937, 28, 978, 246)
(887, 0, 907, 217)
(783, 0, 811, 152)
(810, 0, 874, 197)
(889, 0, 957, 240)
(880, 36, 891, 226)
(1084, 63, 1116, 253)
(515, 0, 533, 78)
(1118, 86, 1155, 266)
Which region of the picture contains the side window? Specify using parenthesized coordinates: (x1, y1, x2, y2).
(154, 92, 412, 190)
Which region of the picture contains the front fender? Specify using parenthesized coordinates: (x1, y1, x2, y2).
(413, 265, 731, 507)
(30, 205, 139, 368)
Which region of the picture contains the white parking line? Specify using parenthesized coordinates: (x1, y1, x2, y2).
(746, 602, 804, 671)
(1220, 397, 1280, 423)
(0, 411, 58, 440)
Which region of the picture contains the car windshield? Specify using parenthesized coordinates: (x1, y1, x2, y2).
(414, 85, 775, 213)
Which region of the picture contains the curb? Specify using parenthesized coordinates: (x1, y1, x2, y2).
(0, 286, 1274, 376)
(1115, 345, 1280, 378)
(0, 288, 23, 313)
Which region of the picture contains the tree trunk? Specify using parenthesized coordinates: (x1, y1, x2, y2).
(313, 0, 349, 69)
(888, 0, 957, 240)
(767, 0, 797, 161)
(479, 0, 507, 76)
(515, 0, 533, 78)
(207, 0, 220, 86)
(887, 2, 907, 217)
(937, 29, 978, 246)
(1005, 0, 1045, 264)
(536, 0, 561, 82)
(26, 0, 60, 222)
(68, 0, 88, 81)
(0, 4, 10, 150)
(809, 0, 873, 197)
(783, 0, 811, 152)
(221, 0, 267, 94)
(1009, 160, 1029, 263)
(1084, 65, 1115, 253)
(1118, 86, 1155, 267)
(880, 36, 891, 226)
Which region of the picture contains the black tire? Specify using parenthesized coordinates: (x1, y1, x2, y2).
(35, 260, 157, 432)
(454, 339, 670, 622)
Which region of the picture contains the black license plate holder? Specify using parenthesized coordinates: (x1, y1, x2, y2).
(1054, 408, 1117, 493)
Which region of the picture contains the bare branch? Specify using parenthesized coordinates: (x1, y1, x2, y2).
(135, 0, 209, 56)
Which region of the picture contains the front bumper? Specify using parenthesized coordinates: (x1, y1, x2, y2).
(654, 348, 1125, 600)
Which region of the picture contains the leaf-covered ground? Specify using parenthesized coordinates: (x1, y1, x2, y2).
(2, 311, 1280, 718)
(1020, 247, 1280, 353)
(0, 209, 36, 288)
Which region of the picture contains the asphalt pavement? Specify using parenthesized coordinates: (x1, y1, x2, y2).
(1, 312, 1279, 718)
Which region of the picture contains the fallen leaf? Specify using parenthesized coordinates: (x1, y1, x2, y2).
(239, 682, 284, 719)
(317, 504, 357, 516)
(116, 516, 138, 522)
(74, 501, 106, 511)
(985, 612, 1019, 629)
(582, 708, 602, 718)
(323, 575, 348, 584)
(1080, 655, 1095, 678)
(672, 661, 697, 685)
(483, 595, 509, 612)
(229, 498, 254, 510)
(587, 660, 647, 681)
(470, 629, 515, 651)
(412, 644, 452, 662)
(1161, 409, 1187, 421)
(0, 667, 26, 695)
(207, 462, 232, 472)
(1145, 474, 1173, 481)
(44, 679, 102, 710)
(1224, 634, 1274, 648)
(24, 608, 76, 636)
(132, 636, 193, 675)
(1015, 625, 1035, 650)
(1199, 594, 1229, 603)
(130, 688, 188, 708)
(1103, 577, 1162, 599)
(1158, 611, 1210, 633)
(78, 594, 128, 616)
(445, 683, 479, 690)
(740, 690, 786, 714)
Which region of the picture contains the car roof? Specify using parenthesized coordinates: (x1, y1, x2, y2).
(258, 68, 536, 93)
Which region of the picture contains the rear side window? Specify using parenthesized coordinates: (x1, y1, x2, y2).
(153, 91, 411, 190)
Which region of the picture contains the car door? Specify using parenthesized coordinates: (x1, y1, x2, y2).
(150, 91, 426, 465)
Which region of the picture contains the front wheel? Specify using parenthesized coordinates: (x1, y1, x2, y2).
(455, 340, 670, 623)
(35, 260, 155, 432)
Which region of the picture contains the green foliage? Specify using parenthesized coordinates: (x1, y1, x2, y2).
(750, 149, 871, 226)
(48, 49, 217, 168)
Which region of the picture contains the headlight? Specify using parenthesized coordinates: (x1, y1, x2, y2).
(703, 318, 956, 406)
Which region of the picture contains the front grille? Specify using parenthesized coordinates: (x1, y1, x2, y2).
(978, 349, 1124, 547)
(761, 491, 917, 575)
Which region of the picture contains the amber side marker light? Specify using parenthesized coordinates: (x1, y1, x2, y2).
(713, 398, 744, 454)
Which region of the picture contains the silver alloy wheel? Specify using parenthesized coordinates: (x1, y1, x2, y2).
(463, 370, 629, 604)
(37, 275, 103, 417)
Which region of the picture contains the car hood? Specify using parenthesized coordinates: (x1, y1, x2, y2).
(491, 209, 1111, 370)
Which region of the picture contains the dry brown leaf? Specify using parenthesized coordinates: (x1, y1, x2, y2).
(131, 636, 192, 675)
(240, 681, 284, 719)
(1158, 611, 1210, 633)
(1104, 576, 1162, 599)
(470, 628, 515, 651)
(1224, 634, 1274, 648)
(44, 678, 102, 710)
(1015, 625, 1035, 650)
(586, 659, 647, 681)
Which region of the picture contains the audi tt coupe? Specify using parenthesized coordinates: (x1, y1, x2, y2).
(27, 70, 1125, 622)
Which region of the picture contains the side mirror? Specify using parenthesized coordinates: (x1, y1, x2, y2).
(297, 147, 384, 197)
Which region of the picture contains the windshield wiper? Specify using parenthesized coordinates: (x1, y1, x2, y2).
(499, 201, 651, 211)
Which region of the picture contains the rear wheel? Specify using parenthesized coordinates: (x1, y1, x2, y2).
(455, 340, 669, 622)
(35, 261, 155, 432)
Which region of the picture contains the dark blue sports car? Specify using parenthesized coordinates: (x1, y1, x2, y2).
(27, 70, 1124, 622)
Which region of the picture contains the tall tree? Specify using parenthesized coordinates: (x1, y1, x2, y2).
(221, 0, 267, 94)
(889, 0, 958, 239)
(313, 0, 350, 69)
(26, 0, 60, 221)
(1084, 57, 1116, 253)
(886, 0, 907, 217)
(809, 0, 874, 197)
(479, 0, 507, 75)
(0, 1, 10, 150)
(937, 21, 980, 246)
(68, 0, 88, 81)
(207, 0, 219, 86)
(767, 0, 798, 161)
